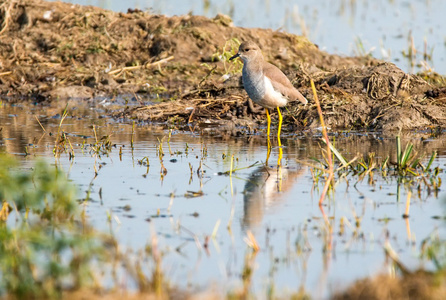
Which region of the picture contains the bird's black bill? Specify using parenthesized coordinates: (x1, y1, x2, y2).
(229, 53, 240, 60)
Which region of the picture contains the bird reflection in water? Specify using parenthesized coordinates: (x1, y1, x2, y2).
(242, 136, 305, 229)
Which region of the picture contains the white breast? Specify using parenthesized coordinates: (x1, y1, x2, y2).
(260, 76, 288, 109)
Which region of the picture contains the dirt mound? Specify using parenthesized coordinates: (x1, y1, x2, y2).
(0, 0, 445, 132)
(332, 270, 446, 300)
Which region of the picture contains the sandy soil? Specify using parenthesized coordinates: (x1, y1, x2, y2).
(0, 0, 445, 134)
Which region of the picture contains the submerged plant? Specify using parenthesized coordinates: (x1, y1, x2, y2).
(316, 135, 440, 179)
(420, 230, 446, 271)
(0, 154, 171, 299)
(53, 104, 72, 159)
(0, 154, 103, 298)
(0, 155, 77, 217)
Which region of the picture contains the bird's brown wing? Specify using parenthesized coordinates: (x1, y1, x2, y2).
(263, 62, 308, 104)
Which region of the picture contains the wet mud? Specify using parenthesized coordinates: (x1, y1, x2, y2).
(0, 0, 445, 133)
(333, 270, 446, 300)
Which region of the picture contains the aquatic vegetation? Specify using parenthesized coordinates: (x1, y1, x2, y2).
(1, 0, 445, 297)
(310, 79, 334, 205)
(1, 102, 446, 299)
(317, 135, 438, 180)
(0, 154, 173, 299)
(307, 128, 441, 199)
(401, 30, 436, 73)
(53, 105, 74, 159)
(89, 132, 113, 157)
(0, 154, 102, 298)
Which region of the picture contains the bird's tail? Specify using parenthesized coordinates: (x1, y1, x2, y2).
(296, 90, 308, 105)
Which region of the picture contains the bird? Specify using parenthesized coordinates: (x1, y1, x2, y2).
(230, 41, 307, 139)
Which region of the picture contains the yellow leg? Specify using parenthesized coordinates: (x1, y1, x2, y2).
(265, 108, 271, 137)
(276, 107, 282, 146)
(277, 162, 283, 191)
(266, 136, 271, 165)
(277, 144, 283, 167)
(265, 108, 272, 165)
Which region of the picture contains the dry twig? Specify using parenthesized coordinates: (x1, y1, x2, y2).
(0, 0, 15, 36)
(108, 56, 174, 76)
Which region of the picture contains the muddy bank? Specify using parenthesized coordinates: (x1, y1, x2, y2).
(333, 270, 446, 300)
(0, 0, 445, 132)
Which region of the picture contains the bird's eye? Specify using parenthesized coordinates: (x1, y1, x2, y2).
(245, 48, 250, 52)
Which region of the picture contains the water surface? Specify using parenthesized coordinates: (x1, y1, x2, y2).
(1, 102, 445, 297)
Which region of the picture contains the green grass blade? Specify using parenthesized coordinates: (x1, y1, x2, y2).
(401, 144, 413, 166)
(321, 138, 349, 167)
(381, 156, 389, 170)
(426, 151, 437, 170)
(396, 136, 402, 167)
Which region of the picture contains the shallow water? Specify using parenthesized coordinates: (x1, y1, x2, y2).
(1, 103, 446, 298)
(53, 0, 446, 74)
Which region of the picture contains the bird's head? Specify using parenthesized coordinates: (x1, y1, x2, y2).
(229, 41, 263, 63)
